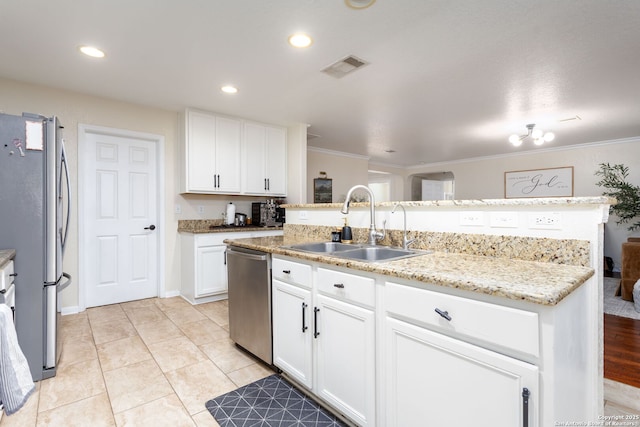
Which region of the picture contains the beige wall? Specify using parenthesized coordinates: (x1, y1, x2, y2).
(405, 139, 640, 268)
(0, 77, 306, 311)
(307, 147, 369, 203)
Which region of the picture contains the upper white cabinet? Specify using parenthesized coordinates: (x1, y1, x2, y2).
(181, 109, 242, 194)
(242, 122, 287, 196)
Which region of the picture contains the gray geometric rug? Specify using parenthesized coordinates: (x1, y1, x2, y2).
(604, 277, 640, 320)
(205, 374, 346, 427)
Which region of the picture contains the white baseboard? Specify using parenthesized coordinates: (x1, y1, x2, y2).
(60, 306, 81, 315)
(163, 290, 180, 298)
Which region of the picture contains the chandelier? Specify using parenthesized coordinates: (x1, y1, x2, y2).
(509, 124, 555, 147)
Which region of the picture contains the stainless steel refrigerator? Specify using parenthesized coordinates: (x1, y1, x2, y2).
(0, 112, 71, 381)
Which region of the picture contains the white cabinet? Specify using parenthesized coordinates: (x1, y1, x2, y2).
(182, 109, 241, 194)
(242, 122, 287, 196)
(181, 230, 282, 304)
(271, 257, 376, 426)
(384, 281, 538, 427)
(386, 318, 538, 427)
(272, 279, 313, 388)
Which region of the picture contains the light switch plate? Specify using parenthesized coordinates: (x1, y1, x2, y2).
(460, 211, 484, 226)
(490, 211, 518, 228)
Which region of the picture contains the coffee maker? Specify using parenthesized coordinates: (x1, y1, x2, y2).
(252, 200, 285, 227)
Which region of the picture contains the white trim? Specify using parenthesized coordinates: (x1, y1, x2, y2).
(60, 306, 81, 315)
(78, 124, 165, 311)
(307, 145, 370, 160)
(164, 290, 181, 298)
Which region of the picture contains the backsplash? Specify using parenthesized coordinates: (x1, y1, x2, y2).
(283, 224, 590, 267)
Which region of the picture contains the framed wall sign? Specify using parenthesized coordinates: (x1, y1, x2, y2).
(314, 178, 332, 203)
(504, 166, 574, 198)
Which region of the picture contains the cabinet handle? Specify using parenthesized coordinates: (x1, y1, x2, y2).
(267, 178, 270, 191)
(314, 307, 320, 338)
(214, 174, 217, 188)
(302, 302, 308, 332)
(435, 308, 452, 321)
(522, 388, 530, 427)
(264, 178, 267, 191)
(333, 283, 345, 289)
(217, 174, 221, 188)
(282, 270, 291, 274)
(9, 273, 17, 277)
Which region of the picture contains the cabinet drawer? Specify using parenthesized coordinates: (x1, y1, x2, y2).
(1, 260, 14, 292)
(385, 281, 539, 358)
(272, 258, 311, 288)
(317, 268, 375, 308)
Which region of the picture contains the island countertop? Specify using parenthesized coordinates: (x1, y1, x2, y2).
(224, 236, 594, 306)
(0, 249, 16, 268)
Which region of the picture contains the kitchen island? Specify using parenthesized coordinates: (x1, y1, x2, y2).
(225, 196, 612, 427)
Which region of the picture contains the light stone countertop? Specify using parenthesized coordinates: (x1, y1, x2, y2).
(0, 249, 16, 268)
(178, 219, 283, 234)
(282, 196, 615, 209)
(224, 235, 594, 306)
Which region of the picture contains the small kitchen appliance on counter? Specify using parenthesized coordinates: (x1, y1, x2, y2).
(252, 200, 285, 227)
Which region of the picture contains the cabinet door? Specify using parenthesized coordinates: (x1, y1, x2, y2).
(214, 116, 242, 193)
(242, 122, 267, 194)
(186, 111, 216, 191)
(265, 126, 287, 196)
(196, 245, 228, 297)
(386, 317, 538, 427)
(315, 294, 376, 426)
(272, 279, 313, 389)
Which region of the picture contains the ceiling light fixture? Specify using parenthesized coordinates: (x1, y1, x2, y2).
(509, 123, 555, 147)
(288, 33, 313, 48)
(78, 45, 105, 58)
(221, 85, 238, 94)
(345, 0, 377, 10)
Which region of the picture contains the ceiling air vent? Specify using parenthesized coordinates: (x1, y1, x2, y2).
(321, 55, 369, 79)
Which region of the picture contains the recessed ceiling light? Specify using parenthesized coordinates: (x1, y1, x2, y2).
(221, 85, 238, 94)
(288, 33, 313, 48)
(78, 45, 105, 58)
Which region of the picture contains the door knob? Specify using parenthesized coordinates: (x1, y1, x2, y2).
(144, 225, 156, 230)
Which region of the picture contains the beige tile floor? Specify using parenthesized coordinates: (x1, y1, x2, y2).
(2, 296, 639, 426)
(0, 297, 274, 427)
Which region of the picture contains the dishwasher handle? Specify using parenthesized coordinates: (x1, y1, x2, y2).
(227, 247, 268, 261)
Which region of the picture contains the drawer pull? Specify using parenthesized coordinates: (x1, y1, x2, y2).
(435, 308, 452, 321)
(9, 273, 17, 277)
(282, 270, 291, 274)
(302, 302, 308, 332)
(333, 283, 345, 289)
(314, 307, 320, 338)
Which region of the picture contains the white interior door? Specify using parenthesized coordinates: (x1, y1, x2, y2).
(82, 130, 159, 307)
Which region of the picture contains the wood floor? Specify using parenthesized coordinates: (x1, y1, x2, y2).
(604, 313, 640, 388)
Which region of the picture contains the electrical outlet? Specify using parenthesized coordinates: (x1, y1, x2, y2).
(299, 211, 309, 220)
(529, 212, 562, 229)
(460, 211, 484, 226)
(490, 211, 518, 228)
(174, 204, 182, 214)
(197, 205, 205, 214)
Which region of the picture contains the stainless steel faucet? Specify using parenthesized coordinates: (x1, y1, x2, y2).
(341, 185, 385, 246)
(392, 203, 416, 250)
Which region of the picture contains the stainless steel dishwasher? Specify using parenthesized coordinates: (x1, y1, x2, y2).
(226, 245, 273, 364)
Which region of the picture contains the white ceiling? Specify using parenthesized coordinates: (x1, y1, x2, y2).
(1, 0, 639, 167)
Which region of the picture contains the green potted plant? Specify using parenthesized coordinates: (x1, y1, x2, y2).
(595, 163, 640, 231)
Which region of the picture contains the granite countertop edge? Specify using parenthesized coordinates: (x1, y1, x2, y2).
(224, 236, 594, 306)
(0, 249, 16, 268)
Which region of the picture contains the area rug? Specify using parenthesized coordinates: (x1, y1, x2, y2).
(604, 277, 640, 320)
(205, 374, 346, 427)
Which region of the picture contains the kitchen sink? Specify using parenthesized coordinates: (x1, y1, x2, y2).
(283, 241, 425, 262)
(284, 241, 360, 253)
(334, 246, 421, 262)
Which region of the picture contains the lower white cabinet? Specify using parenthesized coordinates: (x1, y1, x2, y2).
(315, 294, 375, 426)
(385, 317, 538, 427)
(272, 257, 376, 426)
(181, 229, 282, 304)
(272, 279, 313, 388)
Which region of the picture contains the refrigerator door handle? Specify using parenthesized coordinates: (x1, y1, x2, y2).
(60, 141, 71, 254)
